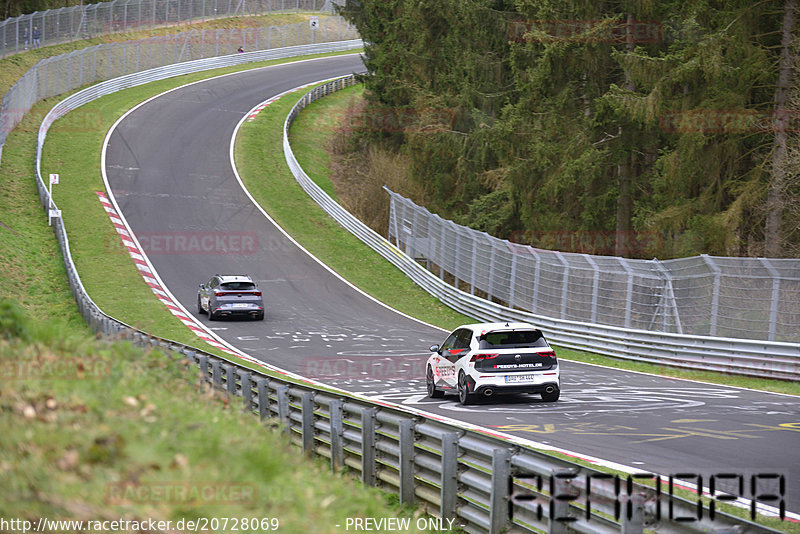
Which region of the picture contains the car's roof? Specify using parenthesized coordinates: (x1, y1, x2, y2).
(458, 322, 538, 333)
(215, 274, 254, 282)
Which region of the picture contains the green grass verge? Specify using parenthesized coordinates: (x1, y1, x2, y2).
(0, 298, 430, 533)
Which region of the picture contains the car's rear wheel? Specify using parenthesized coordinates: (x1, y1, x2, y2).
(541, 388, 560, 402)
(208, 305, 217, 321)
(458, 372, 474, 405)
(426, 366, 444, 398)
(255, 311, 264, 321)
(197, 295, 206, 314)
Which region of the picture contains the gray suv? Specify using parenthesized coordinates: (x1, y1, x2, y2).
(198, 274, 264, 321)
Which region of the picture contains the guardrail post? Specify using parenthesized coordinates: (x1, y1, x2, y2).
(622, 492, 644, 534)
(549, 469, 577, 534)
(211, 359, 222, 388)
(197, 354, 209, 382)
(329, 399, 344, 471)
(240, 370, 253, 412)
(440, 432, 459, 521)
(276, 385, 290, 435)
(489, 448, 511, 533)
(255, 377, 270, 421)
(361, 407, 376, 486)
(301, 391, 315, 457)
(224, 363, 236, 396)
(399, 419, 415, 504)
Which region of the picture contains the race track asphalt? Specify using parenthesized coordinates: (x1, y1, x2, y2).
(102, 53, 800, 516)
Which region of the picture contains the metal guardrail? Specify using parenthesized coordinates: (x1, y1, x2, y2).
(28, 45, 784, 534)
(282, 76, 800, 382)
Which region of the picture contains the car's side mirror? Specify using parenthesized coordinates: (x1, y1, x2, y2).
(429, 344, 440, 353)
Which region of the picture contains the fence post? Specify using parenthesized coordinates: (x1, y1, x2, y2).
(211, 359, 222, 388)
(361, 407, 376, 486)
(622, 492, 644, 534)
(399, 419, 415, 504)
(276, 385, 290, 434)
(301, 391, 315, 456)
(329, 399, 344, 471)
(549, 469, 577, 534)
(758, 257, 781, 341)
(619, 258, 634, 328)
(198, 354, 209, 382)
(240, 370, 253, 412)
(584, 254, 599, 324)
(701, 254, 721, 336)
(440, 433, 459, 521)
(555, 251, 569, 320)
(224, 363, 236, 396)
(489, 448, 511, 533)
(255, 377, 270, 421)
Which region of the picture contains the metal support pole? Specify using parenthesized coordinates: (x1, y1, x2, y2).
(555, 251, 570, 320)
(619, 258, 634, 328)
(584, 254, 600, 324)
(301, 391, 315, 456)
(240, 371, 253, 412)
(211, 359, 222, 388)
(361, 408, 376, 486)
(758, 257, 781, 341)
(440, 433, 459, 520)
(489, 448, 511, 533)
(255, 377, 270, 421)
(224, 363, 236, 396)
(701, 254, 721, 336)
(398, 419, 415, 504)
(329, 399, 344, 471)
(276, 385, 290, 433)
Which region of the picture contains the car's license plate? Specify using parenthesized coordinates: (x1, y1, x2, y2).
(232, 303, 250, 308)
(505, 374, 538, 383)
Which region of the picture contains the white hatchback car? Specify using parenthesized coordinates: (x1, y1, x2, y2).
(426, 322, 560, 405)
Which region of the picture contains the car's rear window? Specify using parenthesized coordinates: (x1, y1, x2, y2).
(220, 282, 256, 290)
(478, 330, 547, 349)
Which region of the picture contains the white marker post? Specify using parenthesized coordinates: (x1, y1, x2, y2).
(48, 173, 60, 226)
(309, 16, 319, 42)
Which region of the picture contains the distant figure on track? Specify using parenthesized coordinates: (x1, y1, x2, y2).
(237, 46, 244, 53)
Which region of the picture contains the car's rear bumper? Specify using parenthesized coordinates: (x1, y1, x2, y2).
(472, 382, 559, 395)
(211, 305, 263, 318)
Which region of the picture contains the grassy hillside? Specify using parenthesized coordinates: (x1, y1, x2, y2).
(0, 298, 430, 532)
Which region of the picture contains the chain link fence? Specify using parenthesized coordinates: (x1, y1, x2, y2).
(386, 190, 800, 344)
(1, 0, 343, 58)
(0, 15, 356, 162)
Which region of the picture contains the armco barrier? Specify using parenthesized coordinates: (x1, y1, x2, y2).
(31, 47, 784, 533)
(282, 75, 800, 381)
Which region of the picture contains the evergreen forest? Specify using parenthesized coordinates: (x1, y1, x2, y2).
(339, 0, 800, 259)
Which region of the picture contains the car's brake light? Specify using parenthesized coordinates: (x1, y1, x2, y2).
(470, 353, 498, 362)
(214, 291, 224, 297)
(253, 291, 262, 296)
(540, 350, 557, 359)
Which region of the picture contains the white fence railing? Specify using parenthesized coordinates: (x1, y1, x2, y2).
(283, 76, 800, 382)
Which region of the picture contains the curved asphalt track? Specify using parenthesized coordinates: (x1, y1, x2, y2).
(103, 54, 800, 516)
